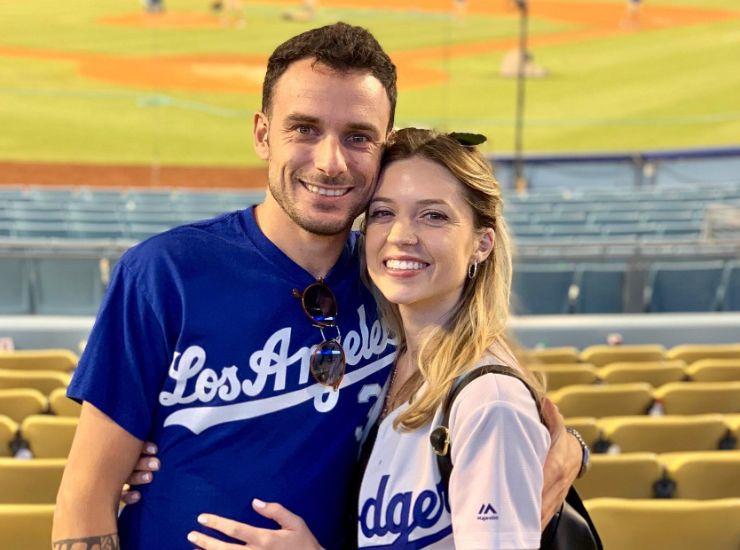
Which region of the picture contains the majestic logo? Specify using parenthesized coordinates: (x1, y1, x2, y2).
(477, 503, 499, 521)
(158, 305, 395, 434)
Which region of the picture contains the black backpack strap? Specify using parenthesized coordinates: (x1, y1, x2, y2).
(430, 363, 541, 498)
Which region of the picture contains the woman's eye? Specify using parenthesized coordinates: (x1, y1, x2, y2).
(369, 209, 392, 219)
(423, 211, 448, 222)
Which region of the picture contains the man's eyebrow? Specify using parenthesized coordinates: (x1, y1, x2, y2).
(284, 113, 321, 125)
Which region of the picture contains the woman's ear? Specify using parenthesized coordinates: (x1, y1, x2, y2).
(473, 228, 495, 263)
(253, 111, 270, 160)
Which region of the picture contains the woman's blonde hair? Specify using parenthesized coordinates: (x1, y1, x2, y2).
(361, 128, 543, 431)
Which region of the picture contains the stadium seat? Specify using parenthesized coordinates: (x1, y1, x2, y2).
(0, 504, 55, 550)
(597, 415, 730, 453)
(512, 264, 575, 314)
(667, 343, 740, 364)
(645, 261, 725, 312)
(0, 370, 70, 395)
(32, 258, 105, 315)
(660, 451, 740, 500)
(525, 347, 581, 364)
(48, 388, 81, 417)
(598, 361, 686, 387)
(0, 458, 66, 504)
(654, 382, 740, 415)
(686, 359, 740, 382)
(549, 383, 653, 418)
(574, 454, 661, 499)
(0, 416, 18, 457)
(580, 344, 666, 367)
(585, 498, 740, 550)
(0, 389, 48, 423)
(0, 349, 78, 372)
(0, 257, 33, 315)
(571, 264, 626, 313)
(563, 417, 600, 447)
(20, 415, 78, 458)
(531, 365, 599, 391)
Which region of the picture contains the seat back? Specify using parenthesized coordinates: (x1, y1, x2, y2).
(0, 389, 48, 424)
(581, 344, 666, 367)
(667, 344, 740, 364)
(531, 365, 598, 392)
(655, 381, 740, 415)
(646, 261, 725, 312)
(20, 416, 78, 458)
(600, 414, 729, 453)
(661, 451, 740, 499)
(0, 258, 32, 314)
(0, 458, 66, 504)
(572, 264, 626, 314)
(512, 264, 575, 314)
(0, 504, 55, 550)
(550, 383, 654, 418)
(585, 498, 740, 550)
(49, 388, 81, 417)
(0, 416, 18, 458)
(575, 454, 661, 499)
(0, 370, 70, 396)
(686, 359, 740, 382)
(525, 348, 581, 365)
(0, 350, 78, 372)
(599, 361, 686, 387)
(32, 258, 104, 315)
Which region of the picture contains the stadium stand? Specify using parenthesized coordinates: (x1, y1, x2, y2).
(585, 498, 740, 550)
(666, 343, 740, 363)
(550, 383, 654, 418)
(654, 382, 740, 415)
(0, 389, 48, 424)
(0, 370, 70, 396)
(0, 349, 78, 372)
(580, 344, 666, 367)
(531, 364, 598, 391)
(596, 415, 731, 453)
(645, 261, 727, 312)
(19, 416, 77, 459)
(575, 454, 662, 499)
(660, 451, 740, 500)
(571, 263, 626, 314)
(0, 504, 55, 550)
(0, 458, 66, 504)
(48, 388, 81, 417)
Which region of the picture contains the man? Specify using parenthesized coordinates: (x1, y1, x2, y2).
(53, 22, 583, 549)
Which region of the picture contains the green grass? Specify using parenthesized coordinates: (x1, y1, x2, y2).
(0, 0, 738, 165)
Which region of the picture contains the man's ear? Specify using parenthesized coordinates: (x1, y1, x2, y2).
(474, 228, 495, 263)
(253, 111, 270, 161)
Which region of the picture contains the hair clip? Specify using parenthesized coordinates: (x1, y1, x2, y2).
(448, 132, 487, 147)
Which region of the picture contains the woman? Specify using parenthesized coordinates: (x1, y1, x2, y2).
(187, 128, 550, 548)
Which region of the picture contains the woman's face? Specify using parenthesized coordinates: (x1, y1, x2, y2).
(365, 155, 491, 315)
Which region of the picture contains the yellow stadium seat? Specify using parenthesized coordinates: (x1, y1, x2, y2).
(660, 451, 740, 500)
(532, 365, 599, 391)
(598, 361, 687, 387)
(586, 498, 740, 550)
(598, 415, 730, 453)
(667, 343, 740, 364)
(575, 453, 661, 499)
(20, 415, 78, 458)
(654, 381, 740, 415)
(0, 389, 48, 424)
(0, 349, 78, 372)
(0, 458, 66, 504)
(727, 414, 740, 443)
(580, 344, 666, 367)
(526, 347, 580, 364)
(48, 388, 81, 417)
(686, 359, 740, 382)
(550, 383, 653, 418)
(0, 369, 71, 395)
(0, 504, 55, 550)
(0, 415, 19, 458)
(564, 417, 600, 447)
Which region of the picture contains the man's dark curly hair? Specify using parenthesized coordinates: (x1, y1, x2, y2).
(262, 22, 397, 130)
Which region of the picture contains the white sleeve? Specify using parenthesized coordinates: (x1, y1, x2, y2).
(448, 374, 550, 550)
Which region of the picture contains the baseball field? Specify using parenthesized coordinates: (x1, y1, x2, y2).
(1, 0, 739, 183)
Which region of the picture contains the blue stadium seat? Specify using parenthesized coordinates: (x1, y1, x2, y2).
(645, 261, 725, 312)
(512, 264, 575, 315)
(0, 258, 32, 314)
(32, 259, 104, 315)
(573, 264, 626, 314)
(722, 262, 740, 311)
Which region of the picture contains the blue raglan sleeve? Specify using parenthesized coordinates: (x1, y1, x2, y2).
(67, 260, 170, 441)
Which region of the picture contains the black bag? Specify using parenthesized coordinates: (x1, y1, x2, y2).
(430, 364, 602, 550)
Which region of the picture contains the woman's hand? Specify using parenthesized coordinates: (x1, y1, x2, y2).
(187, 499, 323, 550)
(120, 441, 159, 505)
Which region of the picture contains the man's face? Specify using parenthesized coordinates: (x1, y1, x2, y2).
(254, 58, 391, 236)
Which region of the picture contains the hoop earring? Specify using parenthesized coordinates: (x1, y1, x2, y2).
(467, 261, 478, 279)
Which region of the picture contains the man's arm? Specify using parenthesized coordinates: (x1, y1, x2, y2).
(540, 396, 583, 529)
(53, 402, 144, 549)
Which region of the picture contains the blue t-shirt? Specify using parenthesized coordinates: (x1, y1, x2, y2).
(68, 207, 395, 549)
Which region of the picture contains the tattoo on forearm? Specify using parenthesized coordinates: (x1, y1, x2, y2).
(52, 533, 120, 550)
